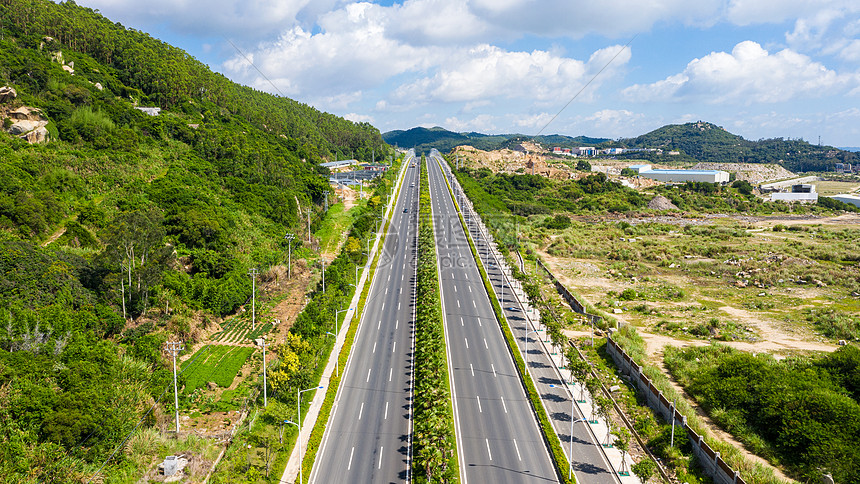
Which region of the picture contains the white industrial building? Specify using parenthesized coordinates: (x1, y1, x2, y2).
(771, 184, 819, 203)
(831, 194, 860, 208)
(628, 164, 730, 184)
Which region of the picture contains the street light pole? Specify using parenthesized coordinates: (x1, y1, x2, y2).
(550, 384, 587, 481)
(525, 329, 538, 371)
(165, 341, 183, 434)
(285, 233, 295, 279)
(297, 386, 323, 484)
(260, 336, 268, 407)
(321, 257, 326, 293)
(248, 268, 258, 331)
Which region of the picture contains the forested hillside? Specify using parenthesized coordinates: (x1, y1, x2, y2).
(0, 0, 387, 481)
(383, 126, 607, 153)
(615, 121, 856, 171)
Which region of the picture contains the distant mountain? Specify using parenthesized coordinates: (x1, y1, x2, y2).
(839, 147, 860, 153)
(382, 126, 608, 153)
(384, 123, 857, 172)
(616, 121, 855, 172)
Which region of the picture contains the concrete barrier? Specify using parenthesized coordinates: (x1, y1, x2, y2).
(605, 337, 749, 484)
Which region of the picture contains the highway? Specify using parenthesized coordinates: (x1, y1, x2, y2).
(426, 150, 560, 484)
(310, 150, 419, 483)
(434, 152, 621, 484)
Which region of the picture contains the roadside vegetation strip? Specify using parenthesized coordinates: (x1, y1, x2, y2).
(609, 328, 789, 484)
(301, 153, 410, 478)
(432, 155, 570, 484)
(413, 155, 459, 483)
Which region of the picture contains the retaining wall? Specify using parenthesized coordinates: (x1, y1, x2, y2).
(605, 337, 747, 484)
(536, 258, 603, 326)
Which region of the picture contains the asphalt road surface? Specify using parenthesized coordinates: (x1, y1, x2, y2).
(426, 150, 560, 484)
(435, 152, 620, 484)
(311, 151, 419, 484)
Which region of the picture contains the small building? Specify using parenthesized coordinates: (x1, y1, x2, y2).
(632, 165, 729, 184)
(830, 194, 860, 208)
(575, 147, 596, 156)
(320, 159, 359, 172)
(135, 107, 161, 116)
(772, 184, 818, 203)
(628, 164, 652, 174)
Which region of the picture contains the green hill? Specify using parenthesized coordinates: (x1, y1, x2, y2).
(383, 126, 608, 153)
(0, 1, 388, 480)
(616, 121, 856, 171)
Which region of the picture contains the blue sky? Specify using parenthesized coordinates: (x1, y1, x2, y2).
(78, 0, 860, 146)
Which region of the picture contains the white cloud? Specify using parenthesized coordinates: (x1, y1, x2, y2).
(343, 112, 375, 123)
(622, 41, 855, 104)
(391, 44, 629, 105)
(82, 0, 322, 37)
(467, 0, 724, 38)
(223, 3, 438, 96)
(515, 113, 554, 129)
(444, 114, 498, 132)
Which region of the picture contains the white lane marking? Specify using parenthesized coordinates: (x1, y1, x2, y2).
(492, 364, 497, 377)
(392, 341, 396, 353)
(378, 447, 383, 469)
(372, 342, 377, 353)
(472, 300, 477, 308)
(454, 285, 457, 293)
(484, 338, 488, 349)
(460, 317, 464, 326)
(464, 338, 469, 349)
(465, 273, 468, 279)
(470, 363, 474, 376)
(388, 274, 391, 281)
(382, 302, 385, 310)
(384, 401, 389, 420)
(513, 439, 521, 461)
(396, 319, 399, 329)
(402, 273, 404, 281)
(398, 301, 401, 310)
(366, 368, 372, 382)
(348, 447, 355, 470)
(389, 368, 393, 382)
(501, 396, 508, 414)
(478, 318, 482, 327)
(378, 320, 382, 330)
(400, 287, 403, 294)
(452, 272, 455, 279)
(359, 402, 364, 420)
(469, 286, 472, 293)
(457, 300, 460, 308)
(403, 263, 406, 269)
(385, 287, 388, 295)
(486, 439, 493, 461)
(476, 395, 482, 413)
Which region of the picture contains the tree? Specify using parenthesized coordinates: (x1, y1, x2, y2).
(567, 353, 590, 402)
(595, 395, 614, 446)
(101, 208, 173, 319)
(613, 427, 631, 476)
(632, 458, 657, 483)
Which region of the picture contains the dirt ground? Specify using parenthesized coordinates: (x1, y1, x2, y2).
(541, 213, 860, 483)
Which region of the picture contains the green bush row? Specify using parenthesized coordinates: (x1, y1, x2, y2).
(412, 156, 459, 483)
(434, 157, 570, 483)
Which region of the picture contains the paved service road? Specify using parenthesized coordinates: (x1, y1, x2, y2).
(436, 153, 621, 484)
(426, 150, 560, 484)
(311, 150, 420, 484)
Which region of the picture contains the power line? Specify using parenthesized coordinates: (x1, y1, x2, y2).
(226, 38, 285, 97)
(534, 36, 636, 138)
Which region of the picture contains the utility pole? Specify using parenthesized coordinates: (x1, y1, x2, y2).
(165, 341, 184, 434)
(321, 257, 327, 293)
(248, 268, 258, 331)
(260, 337, 268, 407)
(305, 209, 312, 245)
(285, 233, 295, 279)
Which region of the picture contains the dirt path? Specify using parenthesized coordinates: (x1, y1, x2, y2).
(41, 226, 66, 246)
